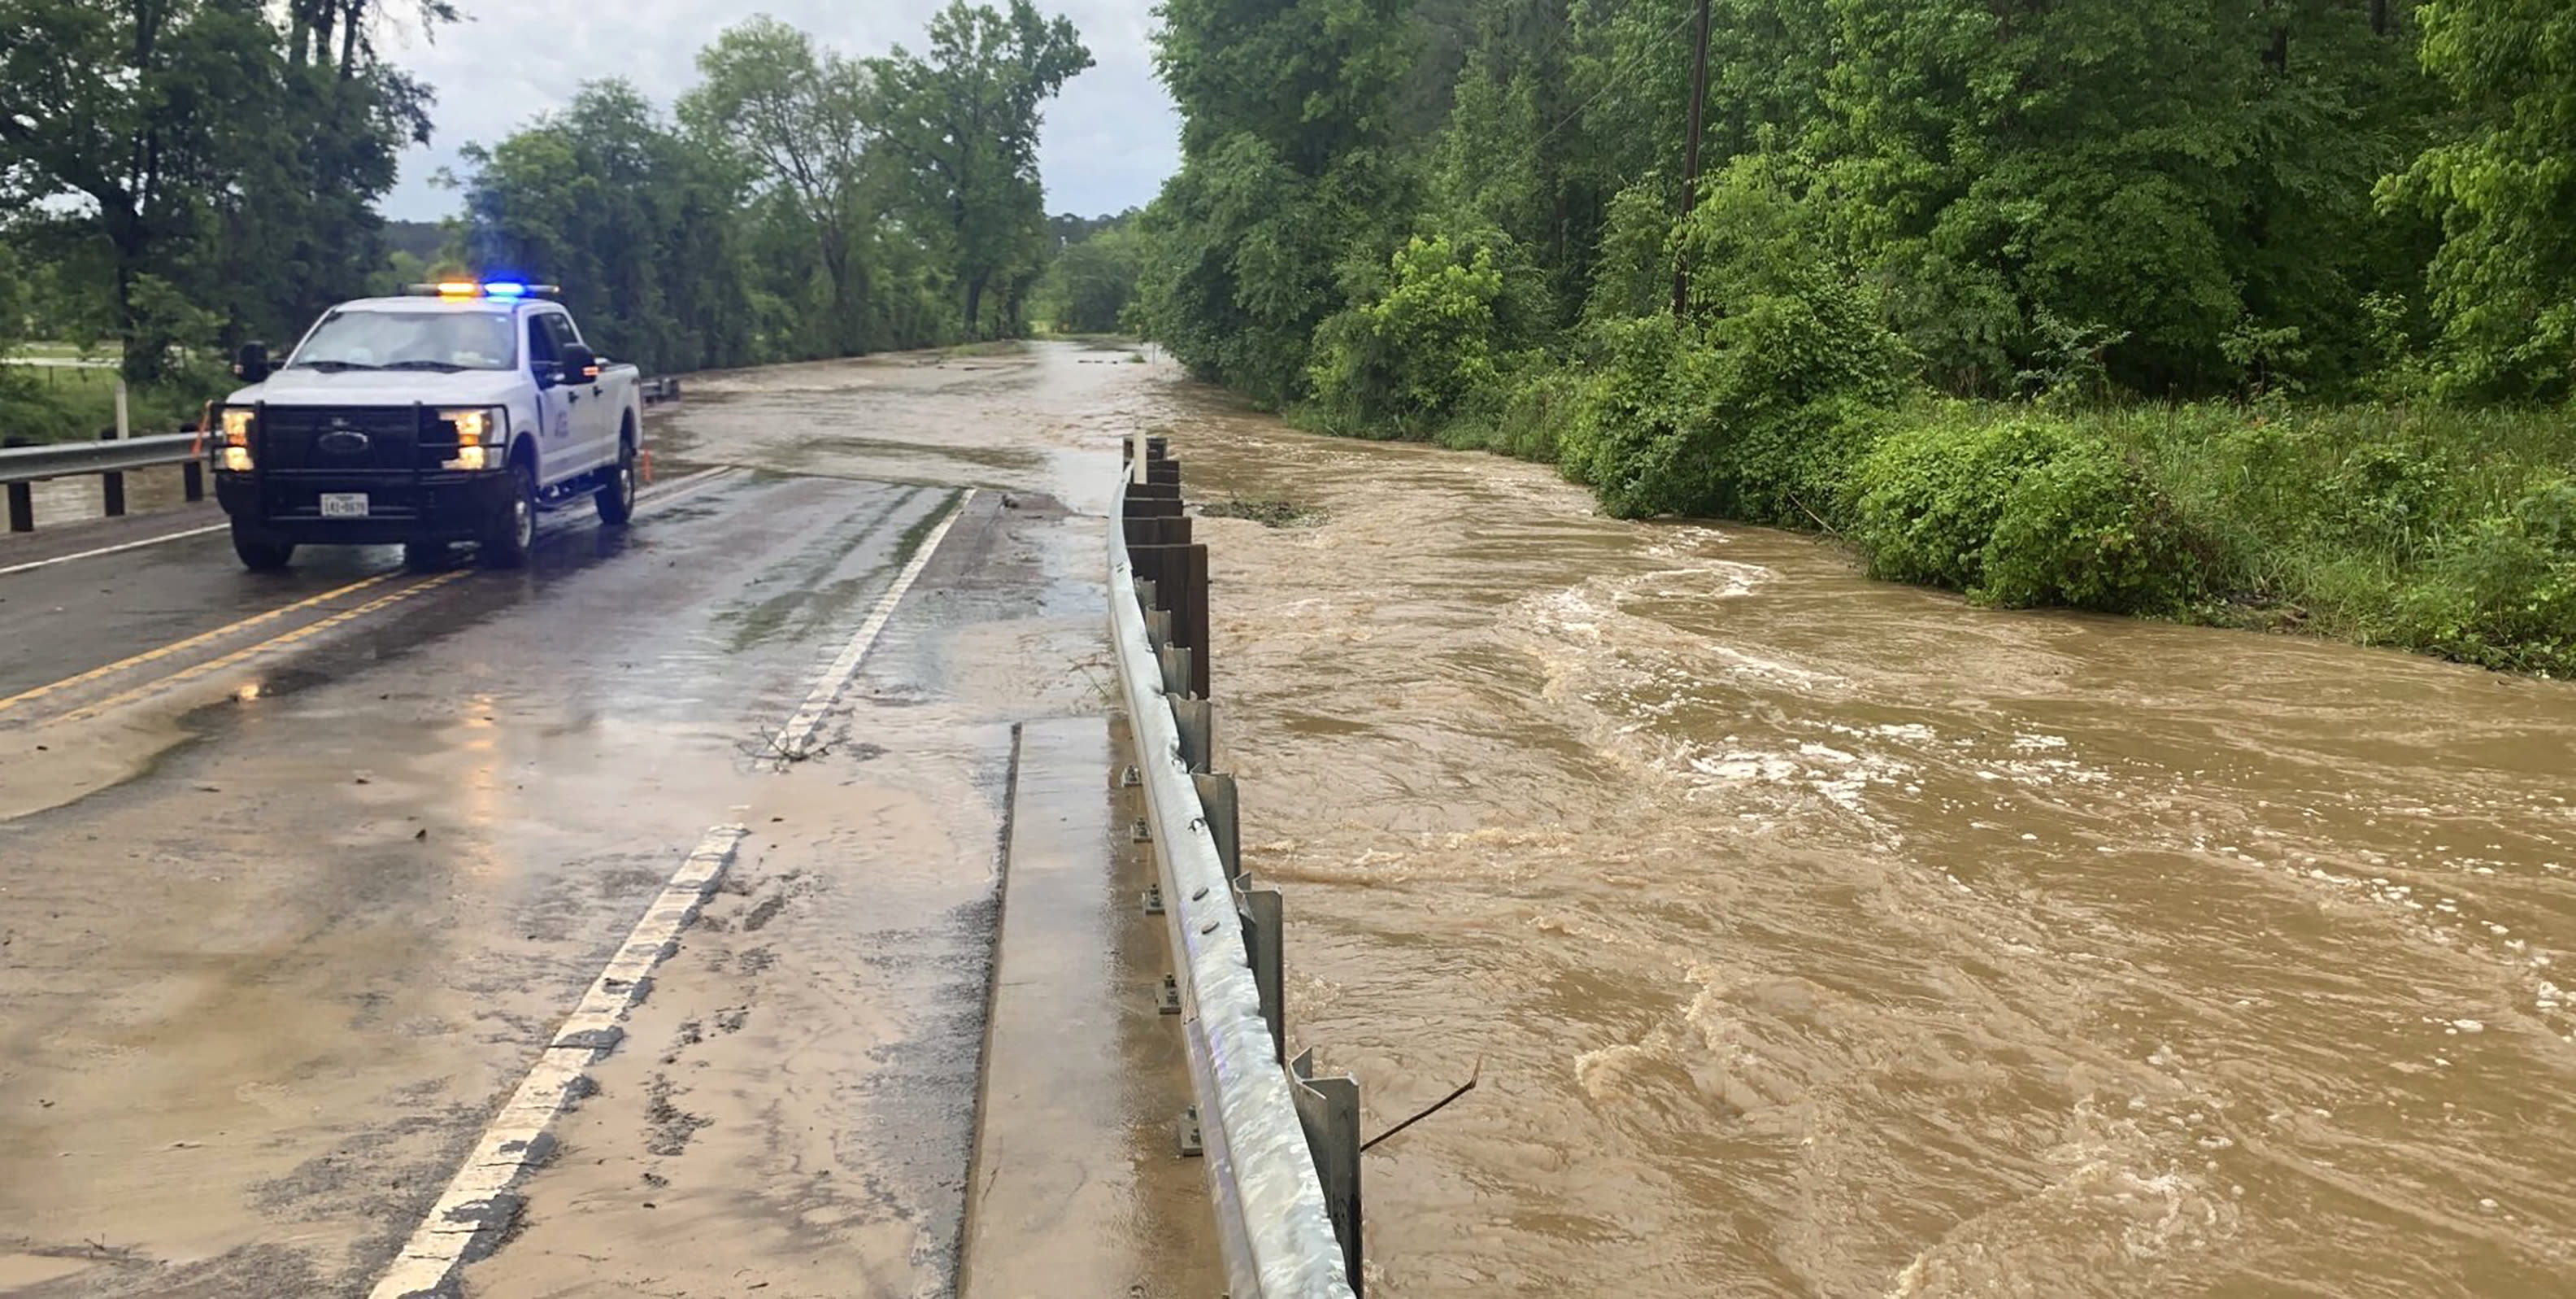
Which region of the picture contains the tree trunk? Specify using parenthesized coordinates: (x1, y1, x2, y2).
(964, 274, 988, 342)
(339, 0, 363, 77)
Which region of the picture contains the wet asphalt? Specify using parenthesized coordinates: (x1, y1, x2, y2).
(0, 344, 1203, 1297)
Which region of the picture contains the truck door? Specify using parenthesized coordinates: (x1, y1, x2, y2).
(528, 312, 597, 479)
(550, 312, 616, 467)
(525, 311, 580, 477)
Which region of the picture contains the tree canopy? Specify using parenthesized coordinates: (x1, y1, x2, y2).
(1, 2, 1093, 394)
(1134, 0, 2576, 407)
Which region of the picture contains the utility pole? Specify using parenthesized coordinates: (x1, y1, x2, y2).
(1671, 0, 1715, 319)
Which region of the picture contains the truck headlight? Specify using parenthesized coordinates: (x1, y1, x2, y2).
(438, 407, 506, 470)
(220, 407, 255, 470)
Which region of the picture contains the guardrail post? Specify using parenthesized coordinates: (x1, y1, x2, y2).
(1191, 772, 1240, 882)
(6, 481, 30, 533)
(1235, 874, 1285, 1061)
(183, 458, 205, 503)
(1172, 698, 1213, 772)
(1291, 1050, 1365, 1297)
(1130, 542, 1211, 699)
(1124, 514, 1191, 547)
(98, 426, 125, 517)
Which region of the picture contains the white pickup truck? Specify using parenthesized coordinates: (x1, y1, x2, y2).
(212, 282, 645, 570)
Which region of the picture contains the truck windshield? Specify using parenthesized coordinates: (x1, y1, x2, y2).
(289, 310, 517, 373)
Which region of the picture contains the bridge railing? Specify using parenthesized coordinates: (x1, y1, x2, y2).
(1, 434, 205, 534)
(1108, 435, 1364, 1298)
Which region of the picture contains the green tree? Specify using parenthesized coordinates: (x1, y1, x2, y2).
(869, 0, 1093, 338)
(459, 81, 762, 374)
(1032, 216, 1145, 333)
(0, 0, 442, 379)
(680, 17, 878, 355)
(1138, 0, 1413, 403)
(2385, 0, 2576, 398)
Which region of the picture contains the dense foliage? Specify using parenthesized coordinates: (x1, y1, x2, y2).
(1136, 0, 2576, 673)
(465, 3, 1090, 373)
(2, 2, 1090, 434)
(0, 0, 443, 434)
(1028, 211, 1147, 334)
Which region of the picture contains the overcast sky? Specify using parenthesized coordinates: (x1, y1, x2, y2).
(379, 0, 1178, 223)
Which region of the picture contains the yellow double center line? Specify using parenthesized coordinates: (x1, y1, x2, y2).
(54, 570, 468, 723)
(0, 573, 402, 717)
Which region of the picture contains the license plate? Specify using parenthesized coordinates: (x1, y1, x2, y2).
(319, 493, 370, 519)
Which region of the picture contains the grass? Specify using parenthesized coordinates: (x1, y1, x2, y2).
(1, 352, 220, 444)
(1198, 496, 1325, 528)
(1409, 375, 2576, 676)
(2079, 400, 2576, 671)
(936, 339, 1025, 361)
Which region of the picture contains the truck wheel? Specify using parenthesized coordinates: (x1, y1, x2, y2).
(481, 459, 537, 569)
(595, 436, 637, 525)
(231, 523, 295, 572)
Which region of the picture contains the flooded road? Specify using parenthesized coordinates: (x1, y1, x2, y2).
(7, 341, 2569, 1297)
(0, 342, 1213, 1297)
(1169, 396, 2576, 1295)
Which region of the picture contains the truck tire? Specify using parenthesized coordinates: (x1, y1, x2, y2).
(481, 458, 537, 569)
(595, 434, 637, 525)
(231, 522, 295, 572)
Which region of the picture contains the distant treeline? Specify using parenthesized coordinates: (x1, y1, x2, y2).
(1, 1, 1094, 416)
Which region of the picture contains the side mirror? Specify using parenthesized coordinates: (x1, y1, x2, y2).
(234, 341, 270, 384)
(559, 343, 599, 385)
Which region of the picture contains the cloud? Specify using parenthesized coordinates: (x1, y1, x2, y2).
(379, 0, 1177, 222)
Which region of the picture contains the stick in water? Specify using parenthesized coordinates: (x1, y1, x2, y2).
(1360, 1057, 1483, 1153)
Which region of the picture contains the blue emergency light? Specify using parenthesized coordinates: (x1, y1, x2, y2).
(403, 281, 563, 299)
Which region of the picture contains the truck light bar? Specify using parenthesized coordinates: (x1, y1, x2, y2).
(403, 281, 563, 299)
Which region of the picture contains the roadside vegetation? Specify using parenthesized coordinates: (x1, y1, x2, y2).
(1129, 0, 2576, 676)
(1027, 212, 1147, 337)
(2, 1, 1095, 443)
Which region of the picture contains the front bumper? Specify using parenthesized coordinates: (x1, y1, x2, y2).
(216, 469, 517, 544)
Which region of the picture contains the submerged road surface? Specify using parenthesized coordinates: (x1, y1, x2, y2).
(0, 342, 1210, 1297)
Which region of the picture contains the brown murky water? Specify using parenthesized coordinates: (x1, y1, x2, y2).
(17, 461, 197, 530)
(1152, 390, 2576, 1296)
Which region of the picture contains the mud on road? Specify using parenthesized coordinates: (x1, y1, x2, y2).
(0, 342, 1202, 1297)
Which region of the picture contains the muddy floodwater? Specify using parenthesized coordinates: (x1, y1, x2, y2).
(1134, 386, 2576, 1296)
(13, 344, 2567, 1297)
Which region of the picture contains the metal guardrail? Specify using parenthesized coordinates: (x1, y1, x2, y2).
(0, 433, 201, 486)
(2, 433, 205, 533)
(1109, 438, 1363, 1298)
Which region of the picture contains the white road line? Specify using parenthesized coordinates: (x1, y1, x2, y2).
(369, 824, 748, 1299)
(640, 464, 733, 503)
(369, 482, 974, 1296)
(775, 488, 972, 755)
(0, 523, 228, 578)
(0, 465, 733, 582)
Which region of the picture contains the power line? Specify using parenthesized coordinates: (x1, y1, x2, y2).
(1525, 4, 1704, 158)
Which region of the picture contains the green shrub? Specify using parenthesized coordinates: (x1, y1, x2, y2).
(1438, 362, 1579, 462)
(1307, 234, 1516, 436)
(1554, 279, 1907, 525)
(2380, 477, 2576, 673)
(1983, 437, 2199, 611)
(1852, 413, 2202, 612)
